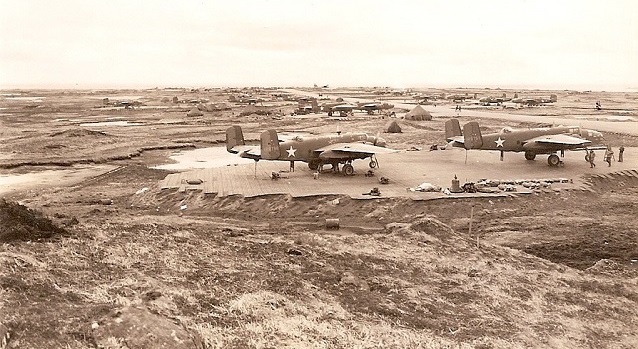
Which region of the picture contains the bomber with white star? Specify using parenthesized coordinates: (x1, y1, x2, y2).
(226, 125, 397, 176)
(444, 118, 606, 167)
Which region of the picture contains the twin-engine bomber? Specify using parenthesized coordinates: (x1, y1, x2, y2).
(226, 125, 396, 176)
(445, 119, 606, 166)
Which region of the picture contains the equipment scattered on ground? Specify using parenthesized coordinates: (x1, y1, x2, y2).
(325, 218, 340, 230)
(365, 170, 375, 177)
(450, 175, 463, 193)
(462, 182, 477, 193)
(379, 177, 390, 184)
(363, 187, 381, 196)
(409, 182, 441, 192)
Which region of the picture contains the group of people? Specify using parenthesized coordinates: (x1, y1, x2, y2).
(588, 146, 624, 168)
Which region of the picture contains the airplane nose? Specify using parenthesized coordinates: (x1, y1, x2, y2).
(375, 137, 387, 147)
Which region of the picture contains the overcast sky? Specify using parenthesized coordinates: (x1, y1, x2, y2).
(1, 0, 636, 90)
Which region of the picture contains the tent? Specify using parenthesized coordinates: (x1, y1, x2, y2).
(384, 120, 402, 133)
(405, 105, 432, 121)
(187, 108, 204, 117)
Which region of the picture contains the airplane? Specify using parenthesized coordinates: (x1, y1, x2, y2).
(226, 125, 396, 175)
(356, 101, 395, 114)
(294, 99, 320, 115)
(511, 94, 557, 106)
(321, 102, 357, 117)
(445, 93, 477, 102)
(444, 118, 605, 166)
(479, 93, 511, 105)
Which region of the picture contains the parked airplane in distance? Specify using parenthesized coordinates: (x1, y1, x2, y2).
(445, 119, 605, 166)
(226, 125, 396, 175)
(356, 101, 394, 114)
(511, 94, 557, 106)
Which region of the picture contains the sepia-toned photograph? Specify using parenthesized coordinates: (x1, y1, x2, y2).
(1, 1, 637, 348)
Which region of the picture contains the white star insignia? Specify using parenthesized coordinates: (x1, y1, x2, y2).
(286, 146, 297, 157)
(495, 137, 505, 147)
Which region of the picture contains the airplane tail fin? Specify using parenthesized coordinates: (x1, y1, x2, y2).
(260, 130, 281, 160)
(311, 99, 319, 113)
(445, 119, 463, 140)
(226, 125, 245, 153)
(463, 121, 483, 149)
(550, 94, 557, 102)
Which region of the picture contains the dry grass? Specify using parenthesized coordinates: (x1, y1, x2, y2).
(2, 210, 637, 348)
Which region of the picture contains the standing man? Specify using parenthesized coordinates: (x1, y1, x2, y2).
(589, 150, 596, 168)
(619, 145, 625, 162)
(604, 147, 614, 167)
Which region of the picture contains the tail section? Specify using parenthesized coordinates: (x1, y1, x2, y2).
(445, 119, 463, 140)
(463, 121, 483, 149)
(311, 99, 320, 113)
(226, 125, 245, 153)
(260, 130, 281, 160)
(550, 94, 557, 102)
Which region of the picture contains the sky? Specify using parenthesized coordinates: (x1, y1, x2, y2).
(1, 0, 636, 90)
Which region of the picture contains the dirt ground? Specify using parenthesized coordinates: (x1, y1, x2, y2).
(1, 87, 637, 348)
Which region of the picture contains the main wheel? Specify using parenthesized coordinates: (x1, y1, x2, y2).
(524, 151, 536, 160)
(585, 153, 590, 162)
(547, 154, 560, 167)
(369, 160, 378, 168)
(342, 164, 354, 176)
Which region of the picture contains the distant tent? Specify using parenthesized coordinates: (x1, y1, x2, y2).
(172, 96, 179, 103)
(161, 97, 170, 103)
(239, 104, 258, 116)
(203, 103, 231, 112)
(187, 108, 204, 117)
(196, 103, 207, 111)
(384, 120, 402, 133)
(405, 105, 432, 121)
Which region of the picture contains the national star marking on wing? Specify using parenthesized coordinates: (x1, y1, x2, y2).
(286, 146, 297, 157)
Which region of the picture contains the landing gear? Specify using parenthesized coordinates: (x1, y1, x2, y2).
(308, 159, 322, 171)
(524, 151, 536, 160)
(547, 154, 561, 167)
(585, 153, 590, 162)
(342, 164, 354, 176)
(369, 159, 378, 168)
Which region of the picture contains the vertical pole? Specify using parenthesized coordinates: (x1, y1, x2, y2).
(468, 205, 477, 248)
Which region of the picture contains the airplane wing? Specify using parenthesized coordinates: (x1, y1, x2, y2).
(524, 134, 591, 146)
(316, 142, 397, 156)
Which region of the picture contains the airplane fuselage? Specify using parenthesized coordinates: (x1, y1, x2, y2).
(476, 126, 603, 153)
(267, 133, 372, 162)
